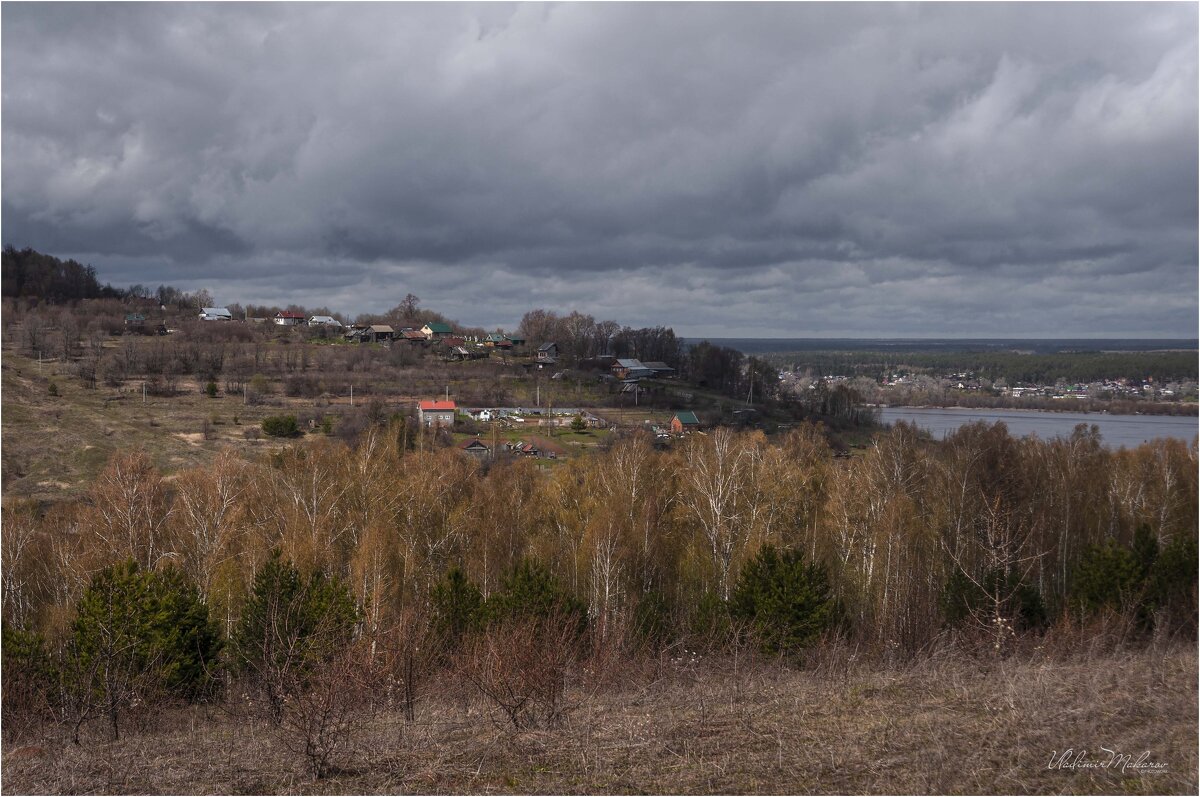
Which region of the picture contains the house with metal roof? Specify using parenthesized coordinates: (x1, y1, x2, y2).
(422, 322, 454, 339)
(274, 310, 306, 326)
(418, 399, 456, 427)
(366, 324, 395, 342)
(199, 307, 233, 321)
(308, 315, 342, 327)
(612, 358, 656, 380)
(642, 361, 676, 377)
(671, 411, 701, 433)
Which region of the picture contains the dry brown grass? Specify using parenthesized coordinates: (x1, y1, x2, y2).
(1, 344, 620, 503)
(3, 644, 1195, 795)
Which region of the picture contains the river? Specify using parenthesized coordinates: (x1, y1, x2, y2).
(877, 407, 1198, 449)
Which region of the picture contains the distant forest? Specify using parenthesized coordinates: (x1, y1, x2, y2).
(0, 246, 125, 303)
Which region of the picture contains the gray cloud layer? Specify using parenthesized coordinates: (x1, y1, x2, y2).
(3, 2, 1196, 336)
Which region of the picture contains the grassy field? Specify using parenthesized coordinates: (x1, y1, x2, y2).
(0, 346, 662, 502)
(0, 328, 879, 502)
(3, 351, 253, 503)
(2, 645, 1195, 794)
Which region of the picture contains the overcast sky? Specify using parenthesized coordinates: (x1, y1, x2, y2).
(3, 2, 1197, 337)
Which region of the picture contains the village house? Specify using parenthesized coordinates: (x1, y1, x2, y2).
(274, 310, 306, 326)
(199, 307, 233, 321)
(458, 438, 492, 461)
(506, 435, 567, 459)
(536, 342, 559, 363)
(671, 410, 701, 433)
(124, 313, 146, 331)
(418, 399, 456, 428)
(366, 324, 395, 343)
(422, 322, 453, 340)
(612, 358, 655, 380)
(642, 361, 676, 378)
(343, 323, 394, 343)
(308, 315, 342, 327)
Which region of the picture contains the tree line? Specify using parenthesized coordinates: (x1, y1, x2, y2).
(4, 420, 1194, 656)
(3, 421, 1195, 767)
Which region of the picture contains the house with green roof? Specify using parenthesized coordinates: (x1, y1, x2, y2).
(671, 410, 701, 433)
(421, 321, 453, 340)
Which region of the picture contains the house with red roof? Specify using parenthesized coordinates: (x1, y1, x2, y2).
(418, 400, 457, 428)
(274, 310, 306, 326)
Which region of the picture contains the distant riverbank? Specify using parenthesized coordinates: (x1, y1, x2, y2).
(873, 398, 1198, 417)
(873, 398, 1200, 417)
(879, 406, 1199, 449)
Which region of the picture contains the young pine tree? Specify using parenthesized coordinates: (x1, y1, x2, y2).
(729, 545, 837, 657)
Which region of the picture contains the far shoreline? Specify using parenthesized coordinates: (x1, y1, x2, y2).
(872, 403, 1200, 418)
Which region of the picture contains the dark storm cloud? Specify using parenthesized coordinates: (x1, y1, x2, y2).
(3, 2, 1196, 336)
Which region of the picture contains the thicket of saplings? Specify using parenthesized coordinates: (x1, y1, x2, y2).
(2, 421, 1196, 778)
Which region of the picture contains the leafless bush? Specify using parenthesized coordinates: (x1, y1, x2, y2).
(284, 373, 324, 398)
(1035, 607, 1146, 661)
(456, 614, 584, 731)
(271, 645, 384, 779)
(370, 609, 443, 724)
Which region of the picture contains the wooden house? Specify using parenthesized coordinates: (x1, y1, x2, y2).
(612, 358, 655, 380)
(458, 438, 492, 461)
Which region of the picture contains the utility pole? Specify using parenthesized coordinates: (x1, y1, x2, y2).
(143, 381, 146, 404)
(350, 384, 354, 406)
